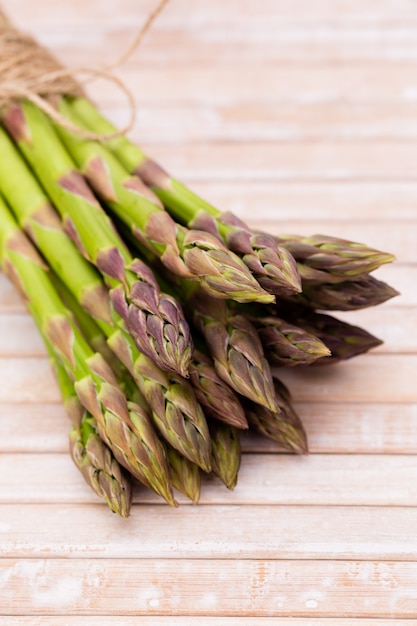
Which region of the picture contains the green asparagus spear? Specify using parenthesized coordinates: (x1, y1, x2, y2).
(248, 314, 331, 367)
(275, 233, 395, 284)
(288, 275, 399, 311)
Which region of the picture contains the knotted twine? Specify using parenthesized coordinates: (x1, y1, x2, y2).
(0, 0, 169, 141)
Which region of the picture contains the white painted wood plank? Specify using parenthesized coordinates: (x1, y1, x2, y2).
(6, 0, 417, 25)
(0, 314, 44, 355)
(242, 402, 417, 453)
(79, 64, 417, 106)
(15, 25, 417, 65)
(0, 614, 413, 626)
(2, 454, 417, 506)
(3, 504, 417, 560)
(0, 358, 58, 403)
(100, 103, 417, 142)
(0, 403, 68, 452)
(1, 558, 417, 616)
(108, 140, 417, 182)
(182, 181, 417, 221)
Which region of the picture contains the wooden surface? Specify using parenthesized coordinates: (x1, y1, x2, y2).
(1, 0, 417, 622)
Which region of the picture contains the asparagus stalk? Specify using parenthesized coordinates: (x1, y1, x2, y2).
(47, 340, 132, 517)
(52, 97, 275, 305)
(209, 421, 241, 491)
(66, 95, 301, 298)
(288, 275, 399, 311)
(188, 211, 301, 296)
(274, 305, 383, 364)
(0, 104, 193, 377)
(275, 233, 395, 284)
(248, 314, 331, 367)
(50, 271, 122, 372)
(0, 196, 176, 505)
(244, 378, 308, 454)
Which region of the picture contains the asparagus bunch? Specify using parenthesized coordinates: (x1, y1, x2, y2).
(0, 18, 400, 517)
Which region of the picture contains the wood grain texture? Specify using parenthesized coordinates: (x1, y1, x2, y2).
(99, 103, 417, 142)
(2, 558, 417, 616)
(6, 0, 417, 23)
(167, 181, 417, 220)
(76, 64, 417, 106)
(3, 504, 417, 560)
(0, 614, 413, 626)
(32, 30, 417, 65)
(0, 0, 415, 620)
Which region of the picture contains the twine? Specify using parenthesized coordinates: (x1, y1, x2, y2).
(0, 0, 169, 141)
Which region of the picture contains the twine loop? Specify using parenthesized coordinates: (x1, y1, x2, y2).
(0, 0, 169, 141)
